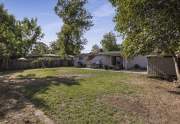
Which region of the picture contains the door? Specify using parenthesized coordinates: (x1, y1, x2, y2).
(112, 56, 116, 66)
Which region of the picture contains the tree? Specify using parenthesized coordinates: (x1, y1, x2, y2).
(49, 41, 59, 54)
(31, 42, 49, 56)
(0, 43, 8, 62)
(0, 4, 17, 59)
(0, 4, 43, 68)
(101, 32, 119, 52)
(91, 44, 101, 53)
(0, 4, 43, 59)
(110, 0, 180, 80)
(19, 18, 44, 56)
(55, 0, 93, 57)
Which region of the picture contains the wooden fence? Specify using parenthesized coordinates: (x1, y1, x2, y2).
(0, 57, 73, 71)
(147, 55, 179, 79)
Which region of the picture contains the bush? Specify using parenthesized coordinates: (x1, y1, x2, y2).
(31, 58, 45, 68)
(31, 58, 59, 68)
(0, 57, 73, 70)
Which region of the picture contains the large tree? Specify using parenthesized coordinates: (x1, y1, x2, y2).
(91, 44, 101, 53)
(18, 18, 44, 56)
(55, 0, 93, 57)
(110, 0, 180, 80)
(0, 4, 17, 59)
(49, 41, 60, 54)
(31, 42, 49, 56)
(101, 32, 119, 52)
(0, 4, 43, 68)
(0, 5, 43, 58)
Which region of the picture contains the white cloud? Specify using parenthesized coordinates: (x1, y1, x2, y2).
(93, 3, 115, 17)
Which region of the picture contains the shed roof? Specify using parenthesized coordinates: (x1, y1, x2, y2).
(147, 54, 180, 58)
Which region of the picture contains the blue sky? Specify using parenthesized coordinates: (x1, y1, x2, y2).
(0, 0, 122, 53)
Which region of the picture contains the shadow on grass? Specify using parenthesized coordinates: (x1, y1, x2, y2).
(0, 73, 80, 120)
(0, 70, 25, 76)
(0, 75, 27, 120)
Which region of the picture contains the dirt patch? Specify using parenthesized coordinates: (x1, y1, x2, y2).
(101, 95, 148, 117)
(0, 90, 42, 124)
(102, 93, 180, 124)
(0, 75, 55, 124)
(101, 75, 180, 124)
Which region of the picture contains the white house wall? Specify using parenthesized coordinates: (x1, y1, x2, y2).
(124, 55, 147, 70)
(74, 57, 79, 66)
(89, 55, 112, 66)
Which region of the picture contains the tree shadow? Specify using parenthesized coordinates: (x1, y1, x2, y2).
(148, 76, 176, 82)
(168, 90, 180, 95)
(0, 78, 27, 119)
(0, 69, 25, 76)
(0, 73, 81, 120)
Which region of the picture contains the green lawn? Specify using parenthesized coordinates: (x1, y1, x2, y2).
(15, 68, 142, 124)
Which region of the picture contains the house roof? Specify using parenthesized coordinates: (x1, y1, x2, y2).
(75, 53, 94, 58)
(75, 51, 122, 58)
(98, 51, 122, 56)
(28, 54, 60, 58)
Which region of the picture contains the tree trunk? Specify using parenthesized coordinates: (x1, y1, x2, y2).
(173, 56, 180, 82)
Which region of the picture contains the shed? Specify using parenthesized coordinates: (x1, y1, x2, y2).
(147, 55, 177, 78)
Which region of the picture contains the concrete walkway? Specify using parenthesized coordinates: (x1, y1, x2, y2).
(81, 68, 147, 75)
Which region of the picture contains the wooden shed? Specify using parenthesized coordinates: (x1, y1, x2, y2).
(147, 55, 177, 78)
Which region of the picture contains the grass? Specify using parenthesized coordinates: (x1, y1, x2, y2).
(14, 68, 142, 124)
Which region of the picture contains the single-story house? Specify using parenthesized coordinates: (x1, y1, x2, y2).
(74, 51, 147, 70)
(88, 51, 124, 69)
(74, 53, 94, 67)
(147, 55, 180, 79)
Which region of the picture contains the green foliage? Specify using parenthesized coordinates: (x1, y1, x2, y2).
(31, 57, 67, 69)
(31, 42, 49, 56)
(0, 43, 8, 60)
(0, 4, 43, 60)
(49, 41, 60, 54)
(101, 32, 119, 52)
(19, 18, 44, 56)
(55, 0, 93, 57)
(110, 0, 180, 57)
(31, 58, 50, 68)
(0, 4, 17, 58)
(91, 44, 101, 53)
